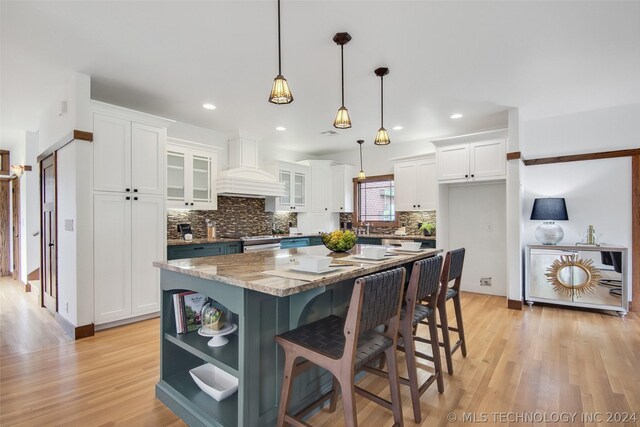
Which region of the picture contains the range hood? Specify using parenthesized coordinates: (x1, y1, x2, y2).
(217, 131, 285, 198)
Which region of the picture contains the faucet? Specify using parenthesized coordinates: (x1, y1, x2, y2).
(365, 223, 371, 235)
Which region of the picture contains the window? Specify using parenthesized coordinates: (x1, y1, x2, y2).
(353, 174, 396, 226)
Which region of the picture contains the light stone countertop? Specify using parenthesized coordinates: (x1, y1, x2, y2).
(167, 238, 243, 246)
(153, 244, 441, 297)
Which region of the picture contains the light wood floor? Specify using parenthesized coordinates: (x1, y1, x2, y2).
(1, 276, 638, 426)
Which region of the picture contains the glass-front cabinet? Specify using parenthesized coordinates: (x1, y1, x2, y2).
(167, 142, 217, 210)
(525, 244, 628, 317)
(269, 161, 309, 212)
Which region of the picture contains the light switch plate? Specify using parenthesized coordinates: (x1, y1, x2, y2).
(65, 219, 74, 231)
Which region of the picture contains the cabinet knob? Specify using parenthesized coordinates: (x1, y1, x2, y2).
(325, 208, 327, 211)
(471, 174, 475, 178)
(126, 188, 130, 192)
(185, 202, 189, 206)
(413, 205, 416, 208)
(126, 196, 131, 200)
(133, 189, 138, 193)
(418, 205, 421, 208)
(465, 174, 469, 178)
(190, 203, 194, 206)
(134, 197, 138, 201)
(340, 207, 343, 210)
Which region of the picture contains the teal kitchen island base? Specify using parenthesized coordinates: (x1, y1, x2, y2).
(154, 245, 440, 426)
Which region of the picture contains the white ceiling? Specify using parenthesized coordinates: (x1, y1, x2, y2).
(2, 1, 639, 155)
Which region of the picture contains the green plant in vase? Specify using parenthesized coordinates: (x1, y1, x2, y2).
(419, 220, 436, 236)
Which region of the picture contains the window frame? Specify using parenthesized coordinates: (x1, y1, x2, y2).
(352, 174, 398, 227)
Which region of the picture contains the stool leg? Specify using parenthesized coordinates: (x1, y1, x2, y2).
(402, 329, 422, 422)
(427, 312, 445, 393)
(277, 352, 296, 427)
(453, 294, 467, 357)
(328, 376, 340, 412)
(338, 373, 358, 427)
(439, 300, 454, 375)
(384, 346, 405, 427)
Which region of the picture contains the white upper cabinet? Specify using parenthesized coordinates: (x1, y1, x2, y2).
(331, 164, 356, 212)
(266, 161, 310, 212)
(310, 161, 332, 212)
(167, 142, 217, 210)
(93, 111, 166, 194)
(435, 135, 506, 183)
(394, 155, 437, 212)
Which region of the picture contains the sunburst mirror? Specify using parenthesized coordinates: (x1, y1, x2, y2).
(545, 254, 601, 297)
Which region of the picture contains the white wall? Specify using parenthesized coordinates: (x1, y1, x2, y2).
(24, 132, 40, 281)
(167, 121, 228, 169)
(448, 183, 507, 296)
(38, 73, 91, 153)
(520, 103, 639, 302)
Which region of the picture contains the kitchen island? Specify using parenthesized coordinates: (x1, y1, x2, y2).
(153, 244, 440, 427)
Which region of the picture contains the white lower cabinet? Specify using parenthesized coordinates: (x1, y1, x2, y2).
(94, 192, 163, 324)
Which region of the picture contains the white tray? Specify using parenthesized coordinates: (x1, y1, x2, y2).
(189, 363, 239, 401)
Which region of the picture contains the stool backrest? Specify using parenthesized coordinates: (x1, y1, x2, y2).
(441, 248, 466, 292)
(357, 268, 405, 333)
(414, 256, 443, 303)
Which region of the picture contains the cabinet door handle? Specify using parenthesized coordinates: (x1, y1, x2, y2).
(126, 188, 130, 192)
(126, 196, 131, 200)
(48, 242, 55, 247)
(413, 205, 416, 208)
(134, 197, 138, 201)
(133, 189, 138, 193)
(193, 247, 205, 250)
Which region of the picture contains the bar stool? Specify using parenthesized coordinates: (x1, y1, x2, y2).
(431, 248, 467, 375)
(274, 268, 406, 427)
(365, 256, 444, 423)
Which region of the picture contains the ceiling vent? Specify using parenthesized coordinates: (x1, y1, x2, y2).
(321, 130, 339, 136)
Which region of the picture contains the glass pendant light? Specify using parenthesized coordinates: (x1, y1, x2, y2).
(269, 0, 293, 104)
(333, 32, 352, 129)
(374, 67, 390, 145)
(357, 139, 366, 180)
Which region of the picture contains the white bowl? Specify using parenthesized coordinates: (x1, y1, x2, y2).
(297, 255, 332, 272)
(362, 246, 387, 259)
(189, 363, 239, 401)
(400, 241, 422, 251)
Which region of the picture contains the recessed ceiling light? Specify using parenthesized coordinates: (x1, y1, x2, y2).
(276, 126, 286, 131)
(450, 113, 463, 119)
(202, 103, 216, 110)
(392, 125, 403, 130)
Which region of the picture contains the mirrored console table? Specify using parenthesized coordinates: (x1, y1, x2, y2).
(525, 244, 628, 317)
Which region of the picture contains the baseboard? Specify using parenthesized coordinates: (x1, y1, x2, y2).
(55, 313, 95, 340)
(507, 299, 523, 310)
(94, 311, 160, 331)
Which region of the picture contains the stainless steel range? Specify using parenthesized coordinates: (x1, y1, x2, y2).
(241, 235, 282, 252)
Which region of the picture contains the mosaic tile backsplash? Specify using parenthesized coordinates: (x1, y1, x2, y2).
(339, 210, 436, 236)
(167, 196, 297, 239)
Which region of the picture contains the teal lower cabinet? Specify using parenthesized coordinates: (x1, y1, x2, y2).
(279, 238, 310, 249)
(156, 271, 356, 427)
(167, 242, 242, 260)
(308, 236, 323, 246)
(420, 239, 436, 249)
(355, 237, 382, 245)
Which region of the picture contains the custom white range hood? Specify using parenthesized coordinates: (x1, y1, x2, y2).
(217, 131, 285, 198)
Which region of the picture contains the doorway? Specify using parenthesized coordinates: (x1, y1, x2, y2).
(41, 155, 57, 314)
(0, 179, 10, 276)
(12, 178, 21, 281)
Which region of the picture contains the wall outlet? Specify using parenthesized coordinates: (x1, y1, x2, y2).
(480, 277, 492, 286)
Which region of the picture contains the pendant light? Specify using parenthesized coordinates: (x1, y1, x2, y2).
(333, 32, 352, 129)
(357, 139, 366, 180)
(268, 0, 293, 104)
(374, 67, 390, 145)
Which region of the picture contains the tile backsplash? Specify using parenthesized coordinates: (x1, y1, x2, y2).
(167, 196, 297, 239)
(339, 210, 436, 236)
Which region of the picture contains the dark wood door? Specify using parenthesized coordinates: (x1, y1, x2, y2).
(12, 178, 20, 280)
(41, 155, 57, 314)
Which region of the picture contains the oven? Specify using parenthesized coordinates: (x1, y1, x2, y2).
(241, 236, 283, 253)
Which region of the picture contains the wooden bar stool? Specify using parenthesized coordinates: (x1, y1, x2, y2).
(365, 256, 444, 423)
(274, 268, 406, 427)
(431, 248, 467, 375)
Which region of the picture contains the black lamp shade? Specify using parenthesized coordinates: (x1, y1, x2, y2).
(530, 198, 568, 221)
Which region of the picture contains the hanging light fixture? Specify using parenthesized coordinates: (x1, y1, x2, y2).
(268, 0, 293, 104)
(374, 67, 390, 145)
(332, 32, 352, 129)
(357, 139, 366, 180)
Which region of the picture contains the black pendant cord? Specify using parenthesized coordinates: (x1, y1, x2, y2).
(341, 45, 345, 106)
(380, 76, 384, 127)
(277, 0, 282, 75)
(359, 143, 363, 170)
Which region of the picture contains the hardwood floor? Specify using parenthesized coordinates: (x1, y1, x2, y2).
(1, 276, 638, 426)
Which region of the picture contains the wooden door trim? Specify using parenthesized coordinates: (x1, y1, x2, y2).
(37, 130, 93, 162)
(0, 179, 10, 276)
(11, 178, 20, 281)
(520, 148, 640, 166)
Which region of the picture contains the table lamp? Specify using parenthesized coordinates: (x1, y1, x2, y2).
(530, 198, 568, 245)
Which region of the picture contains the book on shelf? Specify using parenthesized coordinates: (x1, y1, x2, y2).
(173, 291, 196, 333)
(183, 293, 209, 333)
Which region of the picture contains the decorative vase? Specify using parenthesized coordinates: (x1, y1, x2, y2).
(535, 221, 564, 245)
